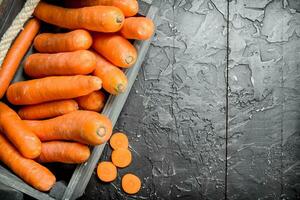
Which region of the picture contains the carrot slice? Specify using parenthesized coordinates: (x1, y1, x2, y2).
(121, 173, 141, 194)
(97, 161, 117, 182)
(109, 132, 128, 150)
(111, 148, 132, 168)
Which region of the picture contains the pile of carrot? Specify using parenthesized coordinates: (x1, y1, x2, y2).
(97, 132, 141, 194)
(0, 0, 153, 194)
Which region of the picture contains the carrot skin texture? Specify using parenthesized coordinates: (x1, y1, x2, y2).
(0, 18, 40, 98)
(24, 110, 112, 145)
(76, 91, 106, 112)
(0, 102, 41, 159)
(34, 29, 92, 53)
(7, 75, 102, 105)
(120, 17, 155, 40)
(18, 100, 78, 120)
(24, 50, 96, 78)
(36, 141, 90, 164)
(0, 134, 56, 191)
(93, 53, 127, 95)
(34, 2, 124, 32)
(64, 0, 139, 17)
(92, 33, 137, 68)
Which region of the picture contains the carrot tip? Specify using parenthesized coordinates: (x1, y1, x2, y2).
(116, 84, 126, 94)
(125, 56, 134, 65)
(116, 16, 123, 24)
(97, 126, 106, 137)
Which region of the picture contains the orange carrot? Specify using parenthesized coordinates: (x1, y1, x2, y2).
(92, 33, 137, 68)
(93, 53, 127, 95)
(18, 100, 78, 120)
(122, 173, 141, 194)
(24, 50, 96, 78)
(120, 17, 155, 40)
(0, 134, 56, 191)
(110, 132, 128, 150)
(34, 29, 92, 53)
(76, 91, 106, 112)
(36, 141, 90, 164)
(111, 148, 132, 168)
(7, 75, 102, 105)
(64, 0, 139, 17)
(97, 161, 117, 182)
(0, 102, 41, 159)
(0, 18, 40, 98)
(24, 110, 112, 145)
(34, 2, 124, 32)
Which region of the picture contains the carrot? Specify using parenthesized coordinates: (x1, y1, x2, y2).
(0, 102, 41, 159)
(120, 17, 155, 40)
(0, 134, 56, 191)
(97, 161, 117, 182)
(24, 50, 96, 78)
(0, 18, 40, 99)
(110, 132, 128, 150)
(111, 148, 132, 168)
(121, 173, 141, 194)
(92, 33, 137, 68)
(36, 141, 90, 164)
(76, 91, 106, 112)
(33, 29, 92, 53)
(24, 110, 112, 145)
(7, 75, 102, 105)
(18, 100, 78, 120)
(34, 2, 124, 32)
(93, 53, 127, 95)
(64, 0, 139, 17)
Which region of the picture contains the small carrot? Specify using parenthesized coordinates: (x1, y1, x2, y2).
(64, 0, 139, 17)
(93, 53, 127, 95)
(76, 91, 106, 112)
(122, 173, 141, 194)
(92, 33, 137, 68)
(0, 134, 56, 191)
(7, 75, 102, 105)
(0, 102, 41, 159)
(120, 17, 155, 40)
(97, 161, 117, 182)
(36, 141, 90, 164)
(34, 2, 124, 32)
(34, 29, 92, 53)
(111, 148, 132, 168)
(18, 100, 78, 120)
(24, 50, 96, 78)
(0, 18, 40, 98)
(110, 132, 128, 150)
(24, 110, 112, 145)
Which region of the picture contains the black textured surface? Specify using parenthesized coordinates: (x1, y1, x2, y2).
(80, 0, 300, 199)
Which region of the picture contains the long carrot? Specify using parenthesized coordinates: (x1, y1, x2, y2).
(24, 110, 112, 145)
(93, 33, 137, 68)
(18, 100, 78, 120)
(93, 53, 127, 95)
(7, 75, 102, 105)
(0, 18, 40, 98)
(64, 0, 139, 17)
(36, 141, 90, 164)
(34, 29, 92, 53)
(24, 50, 96, 78)
(120, 17, 155, 40)
(0, 102, 41, 159)
(34, 2, 124, 32)
(0, 134, 56, 191)
(76, 91, 106, 112)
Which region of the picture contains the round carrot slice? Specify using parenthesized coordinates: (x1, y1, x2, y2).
(111, 148, 132, 168)
(109, 132, 129, 150)
(97, 161, 117, 182)
(121, 173, 141, 194)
